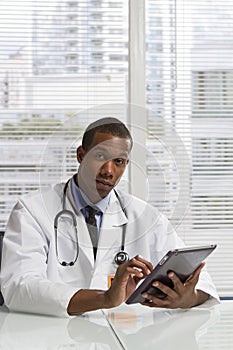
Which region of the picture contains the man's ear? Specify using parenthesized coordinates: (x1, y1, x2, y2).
(77, 146, 85, 163)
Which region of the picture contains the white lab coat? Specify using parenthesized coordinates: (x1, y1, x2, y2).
(0, 181, 219, 317)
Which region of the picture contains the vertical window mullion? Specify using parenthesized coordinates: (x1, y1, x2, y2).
(128, 0, 147, 200)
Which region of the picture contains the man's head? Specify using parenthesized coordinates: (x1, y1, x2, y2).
(81, 117, 133, 151)
(76, 117, 133, 203)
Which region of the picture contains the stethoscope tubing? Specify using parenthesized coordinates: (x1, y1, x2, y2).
(54, 178, 129, 266)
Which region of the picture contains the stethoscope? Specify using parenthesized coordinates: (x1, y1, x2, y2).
(54, 179, 129, 267)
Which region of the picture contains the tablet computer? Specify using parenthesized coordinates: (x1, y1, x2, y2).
(126, 244, 217, 305)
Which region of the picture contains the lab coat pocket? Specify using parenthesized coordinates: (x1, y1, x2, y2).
(90, 259, 117, 290)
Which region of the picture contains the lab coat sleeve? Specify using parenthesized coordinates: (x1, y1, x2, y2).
(0, 201, 78, 317)
(196, 268, 220, 303)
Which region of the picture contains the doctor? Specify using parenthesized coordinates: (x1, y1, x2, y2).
(0, 118, 219, 317)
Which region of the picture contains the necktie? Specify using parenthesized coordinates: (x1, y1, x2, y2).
(85, 205, 99, 259)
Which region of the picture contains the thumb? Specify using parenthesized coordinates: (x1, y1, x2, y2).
(185, 262, 205, 285)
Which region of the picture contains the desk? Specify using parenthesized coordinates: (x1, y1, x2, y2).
(0, 301, 232, 349)
(105, 300, 233, 350)
(0, 306, 122, 349)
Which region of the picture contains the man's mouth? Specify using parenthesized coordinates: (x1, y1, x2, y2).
(96, 179, 114, 188)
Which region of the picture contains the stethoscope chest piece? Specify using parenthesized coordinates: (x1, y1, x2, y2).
(114, 251, 129, 265)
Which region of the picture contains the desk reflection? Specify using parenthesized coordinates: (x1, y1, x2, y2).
(1, 301, 231, 350)
(0, 307, 120, 350)
(106, 302, 220, 350)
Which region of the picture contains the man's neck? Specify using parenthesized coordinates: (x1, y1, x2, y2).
(72, 174, 111, 211)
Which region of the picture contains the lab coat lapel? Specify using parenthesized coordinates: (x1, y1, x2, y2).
(96, 190, 128, 263)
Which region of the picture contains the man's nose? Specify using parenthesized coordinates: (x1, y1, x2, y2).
(100, 160, 115, 176)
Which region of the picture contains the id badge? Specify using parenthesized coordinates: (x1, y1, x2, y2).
(108, 274, 115, 288)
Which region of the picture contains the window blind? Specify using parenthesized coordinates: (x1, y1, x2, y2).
(0, 0, 128, 231)
(145, 0, 233, 297)
(1, 0, 232, 298)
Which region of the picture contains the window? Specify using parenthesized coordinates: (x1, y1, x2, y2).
(0, 0, 233, 297)
(0, 0, 128, 229)
(145, 0, 233, 297)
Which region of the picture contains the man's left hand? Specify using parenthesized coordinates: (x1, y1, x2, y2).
(141, 262, 209, 309)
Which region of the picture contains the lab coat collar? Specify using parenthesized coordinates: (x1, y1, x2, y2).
(66, 178, 128, 227)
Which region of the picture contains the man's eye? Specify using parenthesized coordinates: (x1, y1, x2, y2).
(115, 158, 126, 165)
(95, 152, 105, 160)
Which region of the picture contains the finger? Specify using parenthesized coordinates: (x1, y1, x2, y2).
(141, 299, 172, 308)
(134, 255, 154, 272)
(126, 267, 144, 279)
(127, 256, 153, 276)
(150, 280, 177, 299)
(167, 271, 184, 293)
(120, 258, 152, 277)
(140, 292, 171, 308)
(184, 262, 206, 286)
(193, 262, 205, 277)
(116, 266, 144, 281)
(141, 300, 161, 308)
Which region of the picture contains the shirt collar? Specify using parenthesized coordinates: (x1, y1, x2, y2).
(71, 175, 111, 213)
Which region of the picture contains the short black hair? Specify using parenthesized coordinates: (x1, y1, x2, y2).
(82, 117, 133, 150)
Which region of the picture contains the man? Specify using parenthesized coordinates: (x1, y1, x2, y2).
(0, 118, 219, 317)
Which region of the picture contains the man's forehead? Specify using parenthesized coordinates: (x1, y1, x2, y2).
(87, 133, 131, 158)
(87, 133, 131, 155)
(92, 144, 129, 158)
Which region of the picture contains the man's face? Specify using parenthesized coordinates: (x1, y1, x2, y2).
(77, 132, 131, 203)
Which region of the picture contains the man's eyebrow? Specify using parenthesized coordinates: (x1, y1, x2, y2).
(93, 146, 129, 158)
(93, 146, 107, 152)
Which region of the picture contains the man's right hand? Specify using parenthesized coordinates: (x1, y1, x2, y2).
(104, 255, 153, 308)
(67, 255, 153, 315)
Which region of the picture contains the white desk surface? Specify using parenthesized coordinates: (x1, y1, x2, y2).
(0, 300, 232, 350)
(105, 300, 233, 350)
(0, 306, 122, 350)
